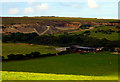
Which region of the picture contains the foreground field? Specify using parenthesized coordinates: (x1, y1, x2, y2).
(2, 43, 59, 58)
(2, 52, 118, 80)
(2, 71, 117, 80)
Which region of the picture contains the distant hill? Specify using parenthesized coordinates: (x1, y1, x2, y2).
(1, 17, 120, 35)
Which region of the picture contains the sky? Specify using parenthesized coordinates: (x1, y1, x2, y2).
(0, 0, 120, 19)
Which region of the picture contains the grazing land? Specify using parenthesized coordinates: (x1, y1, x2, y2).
(72, 26, 119, 41)
(1, 17, 119, 80)
(2, 43, 59, 58)
(2, 52, 118, 80)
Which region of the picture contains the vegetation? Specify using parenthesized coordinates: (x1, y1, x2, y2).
(2, 17, 120, 25)
(2, 32, 120, 48)
(2, 32, 38, 43)
(2, 52, 118, 80)
(1, 17, 119, 80)
(2, 43, 59, 58)
(3, 51, 64, 61)
(74, 26, 120, 41)
(79, 24, 92, 29)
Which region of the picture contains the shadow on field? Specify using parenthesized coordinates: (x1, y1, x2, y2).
(2, 53, 118, 76)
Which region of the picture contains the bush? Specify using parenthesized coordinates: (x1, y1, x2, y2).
(102, 47, 115, 52)
(116, 26, 120, 29)
(41, 53, 51, 57)
(2, 56, 4, 60)
(84, 31, 90, 34)
(94, 31, 98, 33)
(15, 54, 24, 60)
(25, 54, 33, 58)
(7, 54, 24, 60)
(109, 47, 115, 52)
(117, 31, 120, 33)
(7, 54, 15, 60)
(58, 51, 68, 55)
(30, 52, 40, 57)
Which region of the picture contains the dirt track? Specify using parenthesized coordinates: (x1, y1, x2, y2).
(41, 26, 50, 35)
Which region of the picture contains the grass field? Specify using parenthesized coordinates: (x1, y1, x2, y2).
(2, 52, 118, 80)
(2, 43, 59, 58)
(73, 26, 119, 41)
(54, 26, 119, 41)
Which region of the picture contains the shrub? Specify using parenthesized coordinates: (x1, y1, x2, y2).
(84, 31, 90, 34)
(94, 31, 98, 33)
(30, 52, 40, 57)
(25, 54, 33, 58)
(2, 56, 4, 60)
(109, 47, 115, 52)
(102, 47, 115, 52)
(42, 53, 51, 57)
(116, 26, 120, 29)
(102, 47, 109, 51)
(57, 51, 68, 55)
(117, 31, 120, 33)
(7, 54, 15, 60)
(7, 54, 24, 60)
(15, 54, 24, 60)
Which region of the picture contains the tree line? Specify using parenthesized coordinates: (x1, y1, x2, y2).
(2, 32, 120, 48)
(1, 51, 68, 61)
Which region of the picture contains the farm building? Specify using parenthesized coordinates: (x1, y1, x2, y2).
(56, 47, 69, 51)
(56, 45, 102, 53)
(66, 45, 96, 53)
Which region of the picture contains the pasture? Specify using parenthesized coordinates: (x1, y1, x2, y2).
(2, 52, 118, 80)
(2, 43, 59, 58)
(73, 26, 119, 41)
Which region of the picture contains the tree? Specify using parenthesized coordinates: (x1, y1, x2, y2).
(30, 52, 40, 57)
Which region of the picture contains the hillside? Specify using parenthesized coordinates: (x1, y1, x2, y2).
(1, 17, 120, 35)
(72, 26, 120, 41)
(2, 43, 59, 58)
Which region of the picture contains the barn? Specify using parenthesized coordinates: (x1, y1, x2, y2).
(66, 45, 96, 53)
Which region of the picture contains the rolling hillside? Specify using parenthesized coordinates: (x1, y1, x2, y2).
(73, 26, 120, 41)
(1, 17, 120, 35)
(2, 43, 59, 58)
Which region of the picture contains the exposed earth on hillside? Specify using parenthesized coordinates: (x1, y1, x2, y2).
(1, 17, 120, 35)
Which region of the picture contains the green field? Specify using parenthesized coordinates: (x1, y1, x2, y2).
(72, 26, 119, 41)
(2, 52, 118, 80)
(2, 43, 59, 58)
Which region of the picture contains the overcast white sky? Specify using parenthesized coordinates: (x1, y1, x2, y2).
(0, 0, 119, 19)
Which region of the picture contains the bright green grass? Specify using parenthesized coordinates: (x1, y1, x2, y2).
(89, 26, 119, 40)
(2, 52, 118, 80)
(2, 43, 59, 58)
(89, 32, 118, 41)
(2, 71, 118, 80)
(74, 26, 119, 41)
